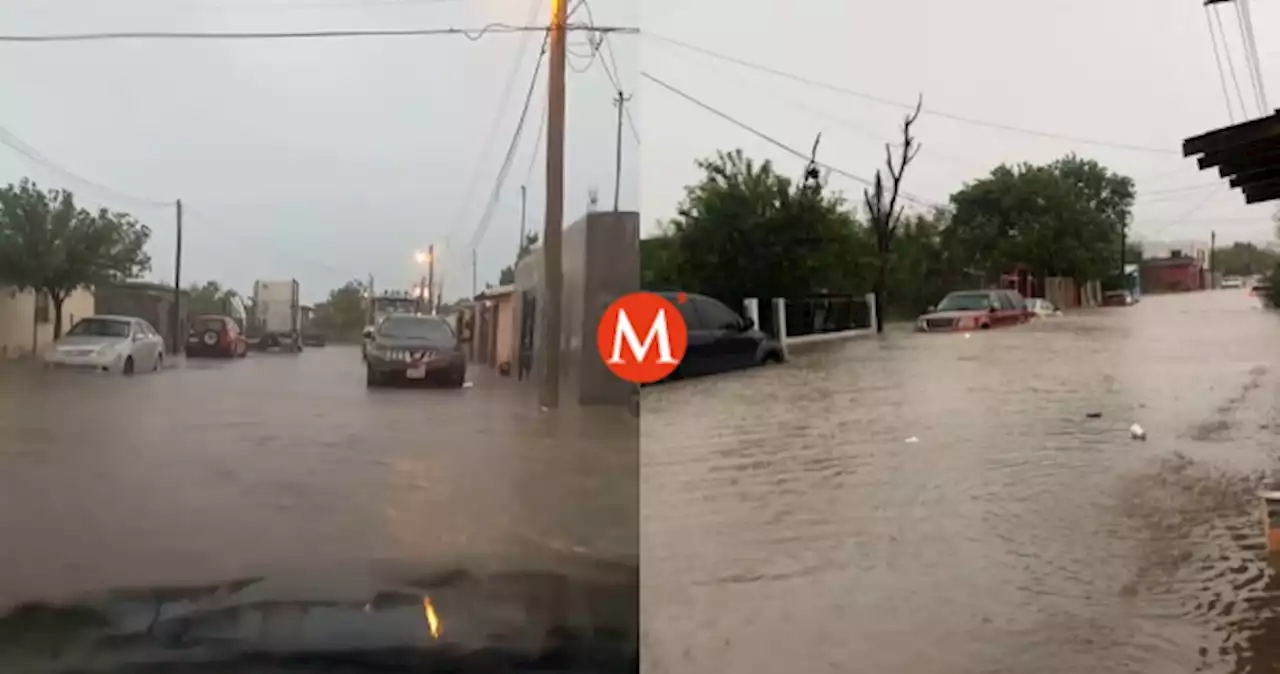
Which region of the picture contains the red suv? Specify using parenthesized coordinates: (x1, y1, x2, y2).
(916, 289, 1030, 332)
(186, 315, 248, 358)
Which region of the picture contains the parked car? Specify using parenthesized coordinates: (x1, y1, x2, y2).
(915, 289, 1030, 332)
(302, 333, 327, 348)
(42, 315, 166, 375)
(1252, 282, 1274, 307)
(1222, 275, 1245, 289)
(186, 314, 248, 358)
(655, 291, 784, 381)
(1103, 290, 1137, 306)
(365, 314, 466, 388)
(1024, 297, 1062, 318)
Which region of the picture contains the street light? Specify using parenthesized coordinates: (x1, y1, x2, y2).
(415, 250, 430, 265)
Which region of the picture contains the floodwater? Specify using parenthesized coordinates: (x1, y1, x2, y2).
(0, 345, 638, 613)
(642, 290, 1280, 674)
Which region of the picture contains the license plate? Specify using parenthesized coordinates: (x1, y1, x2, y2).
(406, 364, 427, 379)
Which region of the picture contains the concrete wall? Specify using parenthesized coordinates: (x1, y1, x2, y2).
(96, 282, 189, 353)
(0, 287, 95, 358)
(494, 294, 514, 368)
(510, 211, 640, 406)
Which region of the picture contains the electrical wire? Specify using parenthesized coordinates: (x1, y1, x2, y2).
(1239, 0, 1269, 110)
(1205, 5, 1236, 123)
(1211, 5, 1251, 119)
(0, 125, 171, 208)
(644, 32, 1181, 155)
(0, 23, 634, 42)
(641, 71, 940, 208)
(523, 97, 549, 189)
(465, 31, 550, 254)
(1231, 0, 1266, 114)
(573, 0, 638, 144)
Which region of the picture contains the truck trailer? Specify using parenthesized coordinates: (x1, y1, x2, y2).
(250, 279, 303, 353)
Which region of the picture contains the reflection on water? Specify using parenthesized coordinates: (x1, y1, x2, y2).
(643, 291, 1280, 673)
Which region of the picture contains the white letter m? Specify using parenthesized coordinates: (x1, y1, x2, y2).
(608, 308, 678, 364)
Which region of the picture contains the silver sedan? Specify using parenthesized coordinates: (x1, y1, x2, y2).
(42, 315, 167, 375)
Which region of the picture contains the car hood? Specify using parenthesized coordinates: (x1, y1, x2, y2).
(0, 553, 638, 673)
(53, 336, 127, 350)
(920, 310, 988, 320)
(373, 337, 456, 351)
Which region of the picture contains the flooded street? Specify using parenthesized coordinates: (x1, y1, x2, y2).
(0, 345, 638, 612)
(643, 290, 1280, 674)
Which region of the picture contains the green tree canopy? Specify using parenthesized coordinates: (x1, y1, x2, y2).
(1212, 242, 1277, 276)
(311, 279, 367, 339)
(497, 231, 539, 287)
(656, 149, 870, 304)
(188, 280, 240, 318)
(947, 155, 1134, 284)
(0, 179, 151, 337)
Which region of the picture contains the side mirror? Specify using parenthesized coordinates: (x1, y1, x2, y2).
(739, 317, 755, 332)
(362, 328, 374, 339)
(132, 333, 145, 342)
(926, 305, 936, 313)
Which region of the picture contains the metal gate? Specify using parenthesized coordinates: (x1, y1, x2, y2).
(518, 294, 536, 381)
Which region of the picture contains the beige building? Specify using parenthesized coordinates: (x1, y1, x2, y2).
(0, 286, 96, 359)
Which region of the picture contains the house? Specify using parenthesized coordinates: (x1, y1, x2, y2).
(471, 285, 516, 374)
(0, 286, 96, 359)
(1141, 256, 1205, 293)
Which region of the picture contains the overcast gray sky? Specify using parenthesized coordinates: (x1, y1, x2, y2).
(641, 0, 1279, 246)
(0, 0, 1276, 303)
(0, 0, 636, 303)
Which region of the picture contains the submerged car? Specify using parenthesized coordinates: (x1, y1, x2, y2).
(365, 314, 467, 387)
(654, 291, 785, 381)
(916, 289, 1030, 332)
(42, 315, 166, 375)
(1103, 289, 1137, 307)
(185, 314, 248, 358)
(1024, 297, 1062, 318)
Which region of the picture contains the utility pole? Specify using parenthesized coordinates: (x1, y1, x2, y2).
(367, 274, 375, 325)
(1210, 230, 1217, 289)
(540, 0, 567, 409)
(519, 184, 527, 255)
(426, 243, 436, 315)
(612, 90, 631, 212)
(171, 199, 183, 355)
(472, 249, 478, 298)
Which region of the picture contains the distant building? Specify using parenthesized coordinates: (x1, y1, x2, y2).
(1139, 240, 1212, 270)
(1141, 257, 1205, 293)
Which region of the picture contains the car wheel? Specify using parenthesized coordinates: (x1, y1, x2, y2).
(979, 323, 991, 330)
(154, 354, 163, 372)
(122, 356, 135, 376)
(449, 368, 467, 388)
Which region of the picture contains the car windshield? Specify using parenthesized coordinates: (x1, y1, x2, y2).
(66, 318, 131, 338)
(379, 317, 454, 342)
(936, 292, 992, 311)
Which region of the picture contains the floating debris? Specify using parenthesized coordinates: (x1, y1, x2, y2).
(905, 436, 920, 444)
(1129, 423, 1147, 441)
(461, 381, 474, 389)
(1086, 412, 1103, 419)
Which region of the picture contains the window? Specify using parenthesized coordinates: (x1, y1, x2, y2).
(67, 318, 131, 338)
(34, 292, 50, 324)
(691, 296, 742, 330)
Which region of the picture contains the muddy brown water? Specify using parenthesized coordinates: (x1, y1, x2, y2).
(0, 346, 638, 614)
(643, 290, 1280, 674)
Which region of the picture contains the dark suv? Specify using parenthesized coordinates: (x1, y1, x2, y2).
(656, 291, 784, 381)
(365, 314, 466, 388)
(186, 315, 248, 358)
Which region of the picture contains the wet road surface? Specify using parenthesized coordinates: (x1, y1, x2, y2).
(0, 345, 637, 612)
(643, 290, 1280, 674)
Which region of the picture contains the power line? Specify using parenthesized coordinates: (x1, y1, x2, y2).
(1211, 5, 1251, 119)
(0, 125, 170, 208)
(1230, 0, 1266, 114)
(641, 71, 940, 208)
(570, 0, 638, 145)
(1204, 5, 1236, 123)
(644, 32, 1181, 155)
(523, 96, 549, 188)
(0, 23, 635, 43)
(466, 31, 550, 254)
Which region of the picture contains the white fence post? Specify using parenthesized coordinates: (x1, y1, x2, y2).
(865, 292, 878, 332)
(772, 297, 788, 360)
(742, 297, 760, 331)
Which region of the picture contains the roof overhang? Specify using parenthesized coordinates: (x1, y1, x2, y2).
(1182, 110, 1280, 205)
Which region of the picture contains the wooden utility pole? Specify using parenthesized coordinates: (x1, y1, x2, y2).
(1210, 230, 1217, 289)
(612, 90, 631, 212)
(540, 0, 567, 409)
(171, 199, 183, 354)
(471, 249, 478, 298)
(427, 244, 437, 314)
(519, 184, 527, 255)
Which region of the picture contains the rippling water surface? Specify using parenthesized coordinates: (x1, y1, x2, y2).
(643, 291, 1280, 674)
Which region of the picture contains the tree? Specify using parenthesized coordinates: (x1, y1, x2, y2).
(656, 149, 867, 306)
(0, 180, 151, 338)
(947, 156, 1134, 289)
(188, 280, 240, 317)
(311, 279, 367, 340)
(497, 231, 540, 286)
(1211, 242, 1277, 276)
(863, 97, 923, 333)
